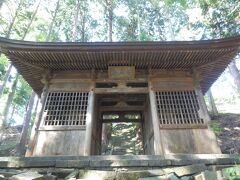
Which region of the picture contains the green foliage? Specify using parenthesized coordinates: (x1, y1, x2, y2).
(13, 76, 32, 107)
(0, 55, 9, 81)
(210, 120, 223, 135)
(222, 167, 240, 180)
(198, 0, 240, 39)
(12, 76, 32, 119)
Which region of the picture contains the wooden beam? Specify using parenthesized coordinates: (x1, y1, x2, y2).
(148, 82, 164, 155)
(95, 87, 148, 94)
(192, 70, 211, 123)
(102, 118, 142, 123)
(84, 87, 95, 156)
(38, 126, 86, 131)
(157, 124, 208, 129)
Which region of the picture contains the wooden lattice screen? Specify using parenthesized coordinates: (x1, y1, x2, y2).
(155, 91, 205, 128)
(43, 92, 89, 127)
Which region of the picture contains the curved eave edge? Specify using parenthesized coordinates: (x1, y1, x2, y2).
(0, 36, 240, 51)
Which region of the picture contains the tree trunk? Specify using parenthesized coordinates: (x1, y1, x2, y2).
(0, 0, 42, 128)
(5, 0, 23, 38)
(106, 0, 113, 42)
(45, 0, 61, 41)
(9, 104, 16, 122)
(33, 98, 39, 117)
(1, 74, 19, 128)
(206, 89, 218, 117)
(0, 0, 24, 96)
(80, 1, 86, 42)
(163, 3, 174, 40)
(22, 0, 42, 39)
(16, 91, 36, 155)
(73, 0, 80, 41)
(228, 60, 240, 93)
(0, 64, 12, 98)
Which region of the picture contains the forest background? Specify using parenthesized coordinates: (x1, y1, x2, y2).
(0, 0, 239, 155)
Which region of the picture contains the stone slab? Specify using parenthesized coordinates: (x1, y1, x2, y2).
(148, 160, 171, 167)
(163, 164, 208, 177)
(138, 173, 180, 180)
(194, 170, 219, 180)
(90, 160, 149, 167)
(116, 171, 151, 180)
(43, 175, 57, 180)
(0, 154, 239, 169)
(79, 170, 116, 180)
(9, 171, 44, 180)
(56, 160, 89, 168)
(65, 170, 79, 180)
(0, 169, 22, 177)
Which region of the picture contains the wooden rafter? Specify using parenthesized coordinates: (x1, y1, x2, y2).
(0, 36, 240, 94)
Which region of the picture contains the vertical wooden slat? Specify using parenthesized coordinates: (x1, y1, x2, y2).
(40, 91, 89, 128)
(155, 90, 204, 127)
(84, 89, 95, 156)
(149, 83, 164, 155)
(193, 70, 211, 123)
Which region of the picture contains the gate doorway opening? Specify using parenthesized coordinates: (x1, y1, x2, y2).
(101, 111, 143, 155)
(92, 94, 151, 155)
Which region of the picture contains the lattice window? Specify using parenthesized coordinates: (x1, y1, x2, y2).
(43, 92, 89, 126)
(155, 91, 205, 128)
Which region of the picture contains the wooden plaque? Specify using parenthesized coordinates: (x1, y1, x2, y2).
(108, 66, 135, 79)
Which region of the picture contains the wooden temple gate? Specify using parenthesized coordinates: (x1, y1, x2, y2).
(0, 36, 240, 156)
(27, 69, 220, 156)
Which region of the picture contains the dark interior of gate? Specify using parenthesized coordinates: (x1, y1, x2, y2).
(91, 93, 154, 155)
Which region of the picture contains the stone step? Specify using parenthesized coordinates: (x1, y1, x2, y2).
(0, 154, 239, 168)
(0, 164, 239, 180)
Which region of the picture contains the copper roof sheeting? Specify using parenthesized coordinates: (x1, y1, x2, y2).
(0, 36, 240, 95)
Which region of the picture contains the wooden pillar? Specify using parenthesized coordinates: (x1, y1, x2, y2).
(25, 71, 51, 156)
(192, 70, 211, 123)
(148, 82, 163, 155)
(84, 88, 95, 156)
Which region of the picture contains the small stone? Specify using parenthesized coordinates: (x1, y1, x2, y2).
(79, 170, 116, 180)
(164, 164, 207, 177)
(44, 174, 57, 180)
(117, 171, 151, 180)
(138, 173, 179, 180)
(194, 170, 218, 180)
(65, 170, 79, 180)
(180, 176, 191, 180)
(0, 169, 22, 177)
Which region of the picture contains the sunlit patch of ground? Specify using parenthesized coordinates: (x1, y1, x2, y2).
(209, 100, 240, 153)
(210, 112, 240, 154)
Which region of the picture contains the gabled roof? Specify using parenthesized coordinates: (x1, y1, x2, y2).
(0, 36, 240, 95)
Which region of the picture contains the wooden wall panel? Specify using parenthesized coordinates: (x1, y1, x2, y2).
(160, 128, 221, 154)
(151, 78, 194, 91)
(33, 130, 86, 156)
(53, 71, 92, 79)
(49, 82, 91, 91)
